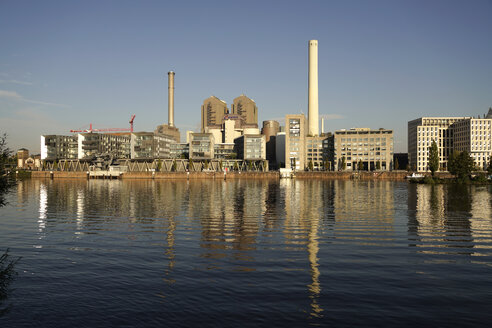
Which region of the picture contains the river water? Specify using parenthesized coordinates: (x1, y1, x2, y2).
(1, 179, 492, 327)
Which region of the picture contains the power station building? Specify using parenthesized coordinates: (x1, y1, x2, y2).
(201, 96, 228, 132)
(231, 94, 258, 128)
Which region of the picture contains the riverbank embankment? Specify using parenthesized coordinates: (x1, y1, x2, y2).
(28, 170, 444, 180)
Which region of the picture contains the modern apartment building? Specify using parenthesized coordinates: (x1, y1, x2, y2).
(214, 143, 235, 159)
(328, 128, 394, 171)
(189, 133, 215, 160)
(77, 133, 131, 159)
(41, 135, 78, 160)
(130, 132, 176, 159)
(234, 134, 266, 161)
(170, 143, 189, 159)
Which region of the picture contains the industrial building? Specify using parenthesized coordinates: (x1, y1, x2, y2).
(201, 96, 228, 132)
(231, 94, 258, 128)
(261, 120, 280, 168)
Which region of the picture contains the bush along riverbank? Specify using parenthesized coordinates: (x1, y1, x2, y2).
(410, 173, 492, 185)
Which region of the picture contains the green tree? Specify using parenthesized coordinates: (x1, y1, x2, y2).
(308, 160, 314, 171)
(394, 158, 399, 170)
(188, 158, 193, 171)
(428, 140, 439, 176)
(340, 156, 346, 171)
(323, 160, 330, 171)
(0, 133, 12, 176)
(448, 150, 474, 182)
(0, 249, 20, 317)
(376, 161, 381, 170)
(358, 160, 364, 171)
(488, 156, 492, 175)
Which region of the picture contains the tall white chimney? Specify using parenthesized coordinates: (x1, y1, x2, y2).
(168, 71, 175, 127)
(308, 40, 319, 136)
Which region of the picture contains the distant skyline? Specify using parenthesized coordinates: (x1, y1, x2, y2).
(1, 0, 491, 153)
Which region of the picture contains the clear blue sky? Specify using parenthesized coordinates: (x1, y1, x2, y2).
(1, 0, 491, 153)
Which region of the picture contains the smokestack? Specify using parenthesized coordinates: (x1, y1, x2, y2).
(308, 40, 319, 136)
(168, 71, 175, 127)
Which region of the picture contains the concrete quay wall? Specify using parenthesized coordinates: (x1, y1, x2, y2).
(30, 170, 452, 181)
(122, 171, 280, 180)
(31, 171, 88, 179)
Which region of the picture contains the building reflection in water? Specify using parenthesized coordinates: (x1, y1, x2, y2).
(281, 179, 325, 318)
(408, 184, 492, 258)
(194, 180, 265, 270)
(31, 178, 402, 319)
(38, 182, 47, 236)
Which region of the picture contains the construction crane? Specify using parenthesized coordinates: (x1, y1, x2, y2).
(70, 114, 136, 133)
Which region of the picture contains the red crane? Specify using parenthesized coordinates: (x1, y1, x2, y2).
(70, 114, 136, 133)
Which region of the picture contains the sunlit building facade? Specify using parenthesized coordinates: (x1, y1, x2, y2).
(408, 109, 492, 172)
(328, 128, 394, 171)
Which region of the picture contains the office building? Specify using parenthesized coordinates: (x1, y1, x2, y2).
(408, 117, 468, 171)
(285, 114, 307, 170)
(406, 115, 492, 172)
(306, 136, 325, 170)
(453, 115, 492, 170)
(328, 128, 394, 171)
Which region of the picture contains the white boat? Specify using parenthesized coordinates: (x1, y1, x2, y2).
(406, 173, 425, 179)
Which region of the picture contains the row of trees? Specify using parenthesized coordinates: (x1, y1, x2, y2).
(0, 134, 19, 317)
(428, 140, 492, 180)
(0, 133, 12, 177)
